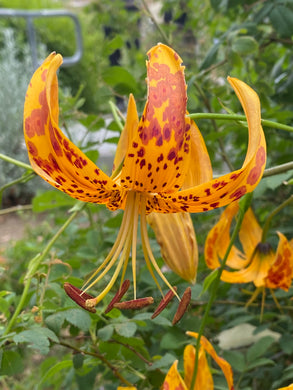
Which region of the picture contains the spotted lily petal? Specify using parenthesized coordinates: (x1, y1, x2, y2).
(24, 53, 124, 208)
(120, 43, 191, 193)
(147, 212, 198, 283)
(187, 332, 234, 390)
(265, 232, 293, 291)
(204, 202, 250, 270)
(148, 77, 266, 213)
(162, 360, 188, 390)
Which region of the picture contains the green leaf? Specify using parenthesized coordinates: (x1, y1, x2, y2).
(201, 269, 218, 295)
(98, 324, 114, 341)
(0, 350, 23, 376)
(13, 327, 59, 355)
(32, 190, 75, 212)
(246, 336, 275, 362)
(232, 36, 258, 55)
(115, 321, 137, 338)
(150, 353, 176, 370)
(102, 66, 138, 93)
(223, 350, 246, 372)
(269, 4, 293, 37)
(45, 309, 92, 333)
(246, 357, 275, 371)
(39, 360, 73, 386)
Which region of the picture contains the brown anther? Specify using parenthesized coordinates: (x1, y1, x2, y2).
(172, 287, 191, 325)
(64, 282, 96, 313)
(105, 279, 131, 314)
(151, 287, 177, 319)
(113, 297, 154, 310)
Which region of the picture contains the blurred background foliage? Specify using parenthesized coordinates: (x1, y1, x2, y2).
(0, 0, 292, 389)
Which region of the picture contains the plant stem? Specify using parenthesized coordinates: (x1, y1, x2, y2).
(0, 153, 33, 170)
(189, 193, 253, 389)
(188, 113, 293, 133)
(262, 161, 293, 177)
(59, 340, 133, 386)
(3, 203, 86, 335)
(261, 194, 293, 242)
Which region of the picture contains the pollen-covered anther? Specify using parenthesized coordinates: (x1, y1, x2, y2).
(64, 282, 97, 313)
(113, 296, 154, 310)
(151, 287, 177, 319)
(104, 279, 131, 314)
(172, 287, 191, 325)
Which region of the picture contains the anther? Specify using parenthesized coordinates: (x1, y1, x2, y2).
(113, 297, 154, 310)
(151, 287, 177, 319)
(105, 279, 131, 314)
(172, 287, 191, 325)
(64, 282, 96, 313)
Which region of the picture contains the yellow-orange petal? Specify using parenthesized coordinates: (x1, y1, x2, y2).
(204, 202, 249, 270)
(278, 384, 293, 390)
(183, 344, 213, 390)
(182, 119, 213, 189)
(239, 207, 263, 259)
(24, 53, 123, 208)
(147, 212, 198, 283)
(162, 360, 188, 390)
(117, 387, 137, 390)
(112, 94, 139, 176)
(187, 332, 234, 390)
(221, 243, 275, 287)
(148, 77, 266, 213)
(265, 232, 293, 291)
(120, 43, 191, 193)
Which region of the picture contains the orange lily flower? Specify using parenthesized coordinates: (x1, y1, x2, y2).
(163, 331, 234, 390)
(205, 202, 293, 290)
(278, 385, 293, 390)
(23, 43, 266, 315)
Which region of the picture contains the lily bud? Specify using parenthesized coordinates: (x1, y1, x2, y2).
(147, 212, 198, 283)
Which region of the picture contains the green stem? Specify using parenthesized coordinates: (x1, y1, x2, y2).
(189, 193, 253, 389)
(261, 194, 293, 242)
(3, 203, 86, 336)
(0, 153, 33, 171)
(188, 113, 293, 133)
(0, 172, 36, 205)
(263, 161, 293, 177)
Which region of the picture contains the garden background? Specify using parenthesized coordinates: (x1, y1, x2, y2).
(0, 0, 293, 389)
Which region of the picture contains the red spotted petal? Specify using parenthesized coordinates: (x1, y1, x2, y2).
(24, 53, 124, 209)
(147, 77, 266, 213)
(120, 43, 191, 193)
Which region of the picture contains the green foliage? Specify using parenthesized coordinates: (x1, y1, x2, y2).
(0, 0, 293, 389)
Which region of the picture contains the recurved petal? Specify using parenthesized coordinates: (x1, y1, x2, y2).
(147, 212, 198, 283)
(239, 207, 262, 259)
(220, 245, 275, 287)
(120, 43, 191, 193)
(162, 360, 188, 390)
(182, 119, 213, 189)
(112, 94, 139, 177)
(148, 77, 266, 213)
(265, 232, 293, 291)
(187, 332, 234, 390)
(204, 202, 249, 270)
(24, 53, 123, 208)
(183, 344, 213, 390)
